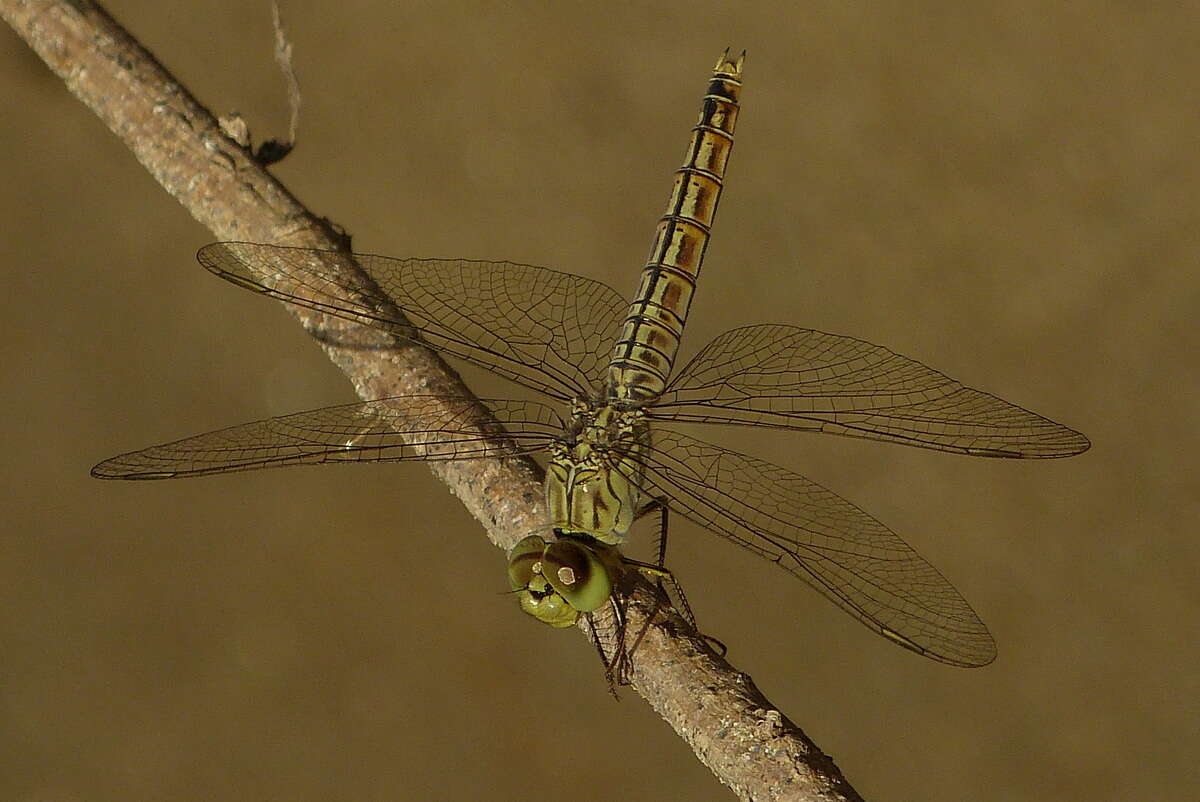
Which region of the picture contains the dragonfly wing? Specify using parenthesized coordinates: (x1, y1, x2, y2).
(655, 324, 1089, 458)
(631, 427, 997, 667)
(92, 397, 562, 479)
(197, 243, 629, 400)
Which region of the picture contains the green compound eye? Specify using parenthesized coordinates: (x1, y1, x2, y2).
(507, 535, 617, 627)
(540, 539, 612, 613)
(508, 535, 580, 627)
(507, 535, 550, 591)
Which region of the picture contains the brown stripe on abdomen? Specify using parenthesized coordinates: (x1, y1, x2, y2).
(607, 50, 743, 405)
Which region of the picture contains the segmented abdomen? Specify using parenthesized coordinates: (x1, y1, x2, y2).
(606, 50, 743, 405)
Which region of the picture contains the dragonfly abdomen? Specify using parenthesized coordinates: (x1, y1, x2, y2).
(607, 50, 743, 405)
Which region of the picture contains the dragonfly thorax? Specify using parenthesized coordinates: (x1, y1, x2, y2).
(562, 399, 646, 444)
(546, 402, 648, 546)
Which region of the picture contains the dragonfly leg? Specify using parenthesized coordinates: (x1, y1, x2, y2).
(585, 501, 729, 690)
(631, 496, 670, 569)
(624, 500, 728, 658)
(584, 603, 632, 695)
(623, 500, 699, 628)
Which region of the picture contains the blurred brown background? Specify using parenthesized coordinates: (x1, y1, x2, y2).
(2, 1, 1196, 800)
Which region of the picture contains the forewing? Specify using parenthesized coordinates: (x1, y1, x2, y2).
(197, 243, 628, 400)
(92, 397, 562, 479)
(631, 427, 996, 667)
(656, 324, 1089, 458)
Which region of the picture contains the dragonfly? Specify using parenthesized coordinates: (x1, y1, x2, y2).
(93, 51, 1089, 669)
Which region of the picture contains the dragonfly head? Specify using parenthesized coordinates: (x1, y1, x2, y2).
(507, 533, 620, 627)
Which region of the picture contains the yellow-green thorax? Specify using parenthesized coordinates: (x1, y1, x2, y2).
(546, 401, 648, 546)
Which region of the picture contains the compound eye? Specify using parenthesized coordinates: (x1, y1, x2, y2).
(541, 540, 613, 613)
(507, 535, 549, 590)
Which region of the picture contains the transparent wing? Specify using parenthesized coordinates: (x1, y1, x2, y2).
(197, 243, 629, 401)
(631, 427, 996, 667)
(655, 324, 1090, 458)
(92, 397, 562, 479)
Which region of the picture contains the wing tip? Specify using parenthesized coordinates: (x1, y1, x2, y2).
(1064, 429, 1092, 456)
(91, 456, 181, 480)
(881, 625, 997, 668)
(194, 241, 229, 268)
(964, 425, 1091, 459)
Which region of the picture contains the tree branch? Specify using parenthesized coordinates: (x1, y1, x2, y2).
(3, 2, 863, 798)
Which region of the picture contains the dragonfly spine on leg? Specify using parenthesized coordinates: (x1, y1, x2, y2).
(607, 49, 744, 405)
